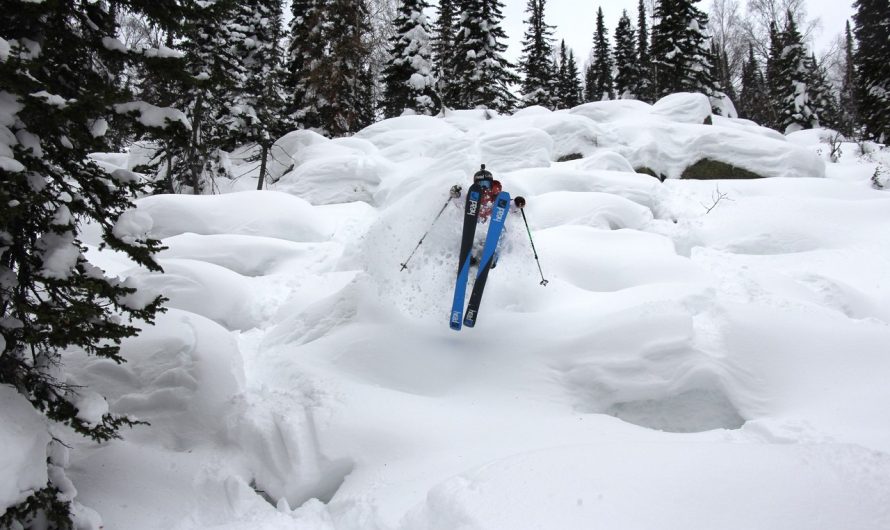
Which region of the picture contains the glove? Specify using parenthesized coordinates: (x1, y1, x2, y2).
(514, 196, 526, 208)
(450, 185, 462, 198)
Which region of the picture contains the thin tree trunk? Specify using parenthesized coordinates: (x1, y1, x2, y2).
(256, 144, 268, 190)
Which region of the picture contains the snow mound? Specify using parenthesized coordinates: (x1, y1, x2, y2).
(267, 130, 329, 181)
(478, 128, 552, 171)
(68, 309, 244, 450)
(577, 151, 636, 173)
(159, 233, 342, 277)
(0, 387, 50, 514)
(277, 153, 395, 205)
(505, 167, 664, 212)
(529, 191, 653, 230)
(538, 226, 705, 291)
(652, 92, 713, 124)
(130, 258, 259, 330)
(136, 190, 330, 241)
(355, 115, 460, 151)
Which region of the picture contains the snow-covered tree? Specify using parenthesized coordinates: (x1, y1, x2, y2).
(285, 0, 375, 136)
(450, 0, 518, 113)
(166, 0, 249, 193)
(838, 21, 858, 137)
(555, 41, 583, 109)
(585, 7, 614, 101)
(767, 12, 815, 133)
(286, 0, 326, 130)
(518, 0, 556, 108)
(432, 0, 458, 107)
(636, 0, 654, 102)
(230, 0, 290, 190)
(382, 0, 440, 117)
(651, 0, 718, 99)
(613, 10, 639, 99)
(738, 44, 772, 126)
(1, 2, 175, 525)
(322, 0, 376, 135)
(853, 0, 890, 142)
(805, 54, 840, 131)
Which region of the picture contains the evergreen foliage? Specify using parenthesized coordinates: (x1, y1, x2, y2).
(0, 1, 173, 525)
(651, 0, 718, 99)
(230, 0, 290, 190)
(738, 45, 773, 126)
(286, 0, 375, 136)
(767, 12, 815, 133)
(585, 7, 614, 101)
(613, 10, 639, 99)
(432, 0, 458, 107)
(636, 0, 654, 102)
(838, 21, 858, 137)
(853, 0, 890, 142)
(805, 54, 840, 131)
(382, 0, 440, 118)
(518, 0, 557, 108)
(286, 0, 326, 130)
(554, 41, 583, 109)
(450, 0, 518, 113)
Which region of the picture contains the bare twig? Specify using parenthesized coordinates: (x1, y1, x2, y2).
(701, 185, 733, 213)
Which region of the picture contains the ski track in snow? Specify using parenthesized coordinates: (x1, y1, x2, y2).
(54, 97, 890, 529)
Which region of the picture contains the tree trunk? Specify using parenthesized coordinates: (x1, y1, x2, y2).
(257, 143, 268, 190)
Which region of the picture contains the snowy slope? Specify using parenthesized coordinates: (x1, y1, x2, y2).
(14, 94, 890, 529)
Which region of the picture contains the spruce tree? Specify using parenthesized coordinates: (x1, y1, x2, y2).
(768, 13, 815, 133)
(805, 54, 841, 131)
(450, 0, 518, 113)
(286, 0, 326, 130)
(651, 0, 718, 99)
(433, 0, 458, 107)
(838, 21, 858, 137)
(613, 10, 639, 99)
(555, 40, 571, 108)
(382, 0, 440, 118)
(566, 50, 584, 107)
(586, 7, 614, 101)
(172, 0, 249, 193)
(1, 2, 174, 525)
(738, 44, 772, 126)
(323, 0, 375, 135)
(519, 0, 557, 108)
(853, 0, 890, 142)
(230, 0, 290, 190)
(636, 0, 654, 102)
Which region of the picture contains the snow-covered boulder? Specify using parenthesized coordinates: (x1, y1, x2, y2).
(652, 92, 714, 124)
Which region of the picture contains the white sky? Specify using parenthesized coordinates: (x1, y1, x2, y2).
(437, 1, 856, 65)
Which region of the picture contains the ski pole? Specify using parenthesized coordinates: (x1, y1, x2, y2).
(400, 186, 461, 271)
(514, 196, 548, 286)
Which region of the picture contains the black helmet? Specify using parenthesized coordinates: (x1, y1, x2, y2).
(473, 164, 493, 184)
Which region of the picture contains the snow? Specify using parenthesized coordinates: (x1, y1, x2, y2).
(9, 94, 890, 529)
(0, 386, 50, 515)
(114, 101, 190, 130)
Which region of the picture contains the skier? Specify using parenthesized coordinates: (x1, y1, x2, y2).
(399, 164, 546, 330)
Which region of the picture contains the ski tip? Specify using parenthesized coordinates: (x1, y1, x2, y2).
(450, 311, 463, 330)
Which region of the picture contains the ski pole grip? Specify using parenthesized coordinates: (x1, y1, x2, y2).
(514, 196, 526, 208)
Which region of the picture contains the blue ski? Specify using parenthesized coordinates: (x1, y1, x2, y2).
(450, 184, 483, 330)
(463, 191, 510, 328)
